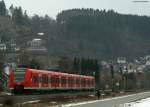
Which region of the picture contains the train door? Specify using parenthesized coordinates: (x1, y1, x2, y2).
(51, 75, 59, 88)
(76, 77, 80, 89)
(81, 78, 86, 89)
(41, 74, 48, 88)
(51, 75, 55, 89)
(68, 77, 71, 88)
(87, 78, 90, 88)
(89, 78, 93, 88)
(66, 75, 69, 89)
(74, 76, 77, 89)
(48, 74, 51, 88)
(68, 76, 74, 88)
(72, 77, 76, 89)
(92, 78, 95, 87)
(61, 76, 67, 89)
(31, 73, 39, 88)
(85, 78, 89, 88)
(55, 75, 60, 88)
(38, 74, 42, 88)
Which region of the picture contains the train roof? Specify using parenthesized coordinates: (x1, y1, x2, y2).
(27, 68, 94, 79)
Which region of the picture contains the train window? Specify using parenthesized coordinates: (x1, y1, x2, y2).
(32, 76, 39, 83)
(68, 78, 71, 84)
(90, 80, 92, 85)
(51, 77, 55, 84)
(38, 77, 42, 82)
(42, 75, 48, 83)
(81, 79, 86, 85)
(55, 77, 59, 84)
(84, 80, 86, 84)
(51, 76, 59, 84)
(46, 76, 48, 83)
(41, 77, 44, 83)
(68, 78, 74, 84)
(76, 79, 80, 84)
(91, 80, 94, 85)
(48, 77, 51, 83)
(87, 79, 90, 85)
(61, 77, 66, 84)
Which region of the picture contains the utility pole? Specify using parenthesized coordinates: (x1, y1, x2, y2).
(92, 59, 100, 90)
(110, 64, 114, 93)
(119, 66, 123, 91)
(123, 67, 128, 91)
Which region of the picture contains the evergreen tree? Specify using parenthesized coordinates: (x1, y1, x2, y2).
(73, 57, 80, 74)
(81, 58, 85, 74)
(94, 59, 101, 90)
(0, 0, 6, 16)
(12, 7, 24, 25)
(23, 10, 30, 25)
(30, 59, 40, 69)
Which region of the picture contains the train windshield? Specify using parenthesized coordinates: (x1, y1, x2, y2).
(14, 68, 26, 82)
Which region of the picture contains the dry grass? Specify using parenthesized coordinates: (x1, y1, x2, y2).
(1, 91, 138, 107)
(2, 97, 15, 107)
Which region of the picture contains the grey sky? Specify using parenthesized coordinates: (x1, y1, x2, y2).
(4, 0, 150, 18)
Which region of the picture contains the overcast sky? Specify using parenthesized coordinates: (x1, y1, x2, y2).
(4, 0, 150, 18)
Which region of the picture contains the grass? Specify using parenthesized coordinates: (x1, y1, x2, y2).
(0, 91, 140, 107)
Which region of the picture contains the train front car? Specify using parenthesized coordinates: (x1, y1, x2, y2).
(9, 68, 27, 94)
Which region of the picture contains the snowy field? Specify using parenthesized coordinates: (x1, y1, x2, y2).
(59, 92, 150, 107)
(123, 97, 150, 107)
(61, 97, 150, 107)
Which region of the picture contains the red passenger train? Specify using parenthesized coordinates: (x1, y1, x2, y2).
(8, 68, 95, 94)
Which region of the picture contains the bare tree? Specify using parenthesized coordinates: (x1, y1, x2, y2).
(0, 49, 6, 91)
(18, 50, 30, 65)
(58, 56, 72, 73)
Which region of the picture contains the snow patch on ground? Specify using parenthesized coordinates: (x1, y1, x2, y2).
(0, 92, 12, 95)
(125, 97, 150, 107)
(60, 100, 99, 107)
(22, 100, 40, 105)
(60, 92, 150, 107)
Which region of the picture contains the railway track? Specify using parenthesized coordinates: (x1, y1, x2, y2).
(0, 92, 95, 106)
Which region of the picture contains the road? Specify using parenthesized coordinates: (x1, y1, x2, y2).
(72, 91, 150, 107)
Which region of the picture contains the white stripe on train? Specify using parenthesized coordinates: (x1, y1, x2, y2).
(10, 87, 94, 90)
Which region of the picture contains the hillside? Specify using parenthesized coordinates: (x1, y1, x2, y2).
(53, 9, 150, 59)
(1, 1, 150, 59)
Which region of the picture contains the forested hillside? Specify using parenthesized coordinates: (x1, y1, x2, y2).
(1, 0, 150, 59)
(56, 9, 150, 59)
